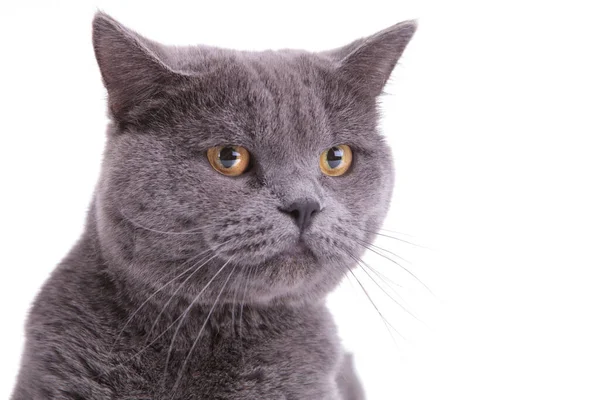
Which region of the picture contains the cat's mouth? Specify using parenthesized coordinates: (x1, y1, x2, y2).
(285, 238, 312, 257)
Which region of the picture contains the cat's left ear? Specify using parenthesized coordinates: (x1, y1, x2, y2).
(326, 20, 417, 98)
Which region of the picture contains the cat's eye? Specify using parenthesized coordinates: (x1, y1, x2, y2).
(207, 145, 251, 176)
(319, 145, 352, 176)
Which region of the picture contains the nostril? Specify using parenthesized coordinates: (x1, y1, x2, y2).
(282, 199, 321, 231)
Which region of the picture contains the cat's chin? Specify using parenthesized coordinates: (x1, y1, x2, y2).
(258, 240, 318, 270)
(283, 238, 313, 257)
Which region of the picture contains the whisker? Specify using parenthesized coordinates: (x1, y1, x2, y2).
(239, 264, 254, 337)
(230, 264, 248, 334)
(378, 227, 415, 237)
(343, 265, 406, 342)
(360, 263, 405, 299)
(347, 253, 420, 321)
(353, 240, 433, 295)
(335, 240, 403, 290)
(108, 248, 213, 355)
(357, 227, 427, 249)
(119, 210, 206, 235)
(348, 253, 404, 299)
(145, 252, 221, 345)
(359, 261, 403, 289)
(161, 257, 233, 389)
(103, 305, 192, 378)
(143, 238, 235, 345)
(169, 260, 237, 398)
(354, 236, 412, 265)
(119, 208, 276, 239)
(92, 303, 192, 379)
(238, 264, 258, 365)
(94, 255, 235, 380)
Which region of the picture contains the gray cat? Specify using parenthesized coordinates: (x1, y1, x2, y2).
(11, 12, 416, 400)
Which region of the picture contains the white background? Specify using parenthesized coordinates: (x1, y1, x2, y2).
(1, 1, 599, 399)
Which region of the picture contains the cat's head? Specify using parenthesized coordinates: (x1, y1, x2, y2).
(92, 12, 416, 305)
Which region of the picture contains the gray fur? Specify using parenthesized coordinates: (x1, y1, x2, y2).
(11, 12, 416, 399)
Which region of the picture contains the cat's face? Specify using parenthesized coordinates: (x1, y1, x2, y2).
(92, 13, 416, 305)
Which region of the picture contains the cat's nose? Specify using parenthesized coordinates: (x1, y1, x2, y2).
(281, 199, 321, 231)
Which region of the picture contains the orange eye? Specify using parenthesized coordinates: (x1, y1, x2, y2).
(319, 145, 352, 176)
(207, 145, 251, 176)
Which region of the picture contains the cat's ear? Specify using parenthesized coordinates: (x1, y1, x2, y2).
(92, 12, 181, 123)
(326, 20, 417, 98)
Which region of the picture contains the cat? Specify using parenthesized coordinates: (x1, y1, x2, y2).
(11, 12, 416, 400)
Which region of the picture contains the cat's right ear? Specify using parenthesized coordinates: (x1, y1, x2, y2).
(324, 21, 417, 98)
(92, 12, 181, 124)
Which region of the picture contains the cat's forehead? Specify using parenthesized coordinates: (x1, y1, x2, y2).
(180, 48, 339, 151)
(167, 45, 378, 158)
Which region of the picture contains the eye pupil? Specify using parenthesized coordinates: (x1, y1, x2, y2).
(326, 147, 343, 169)
(219, 146, 240, 168)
